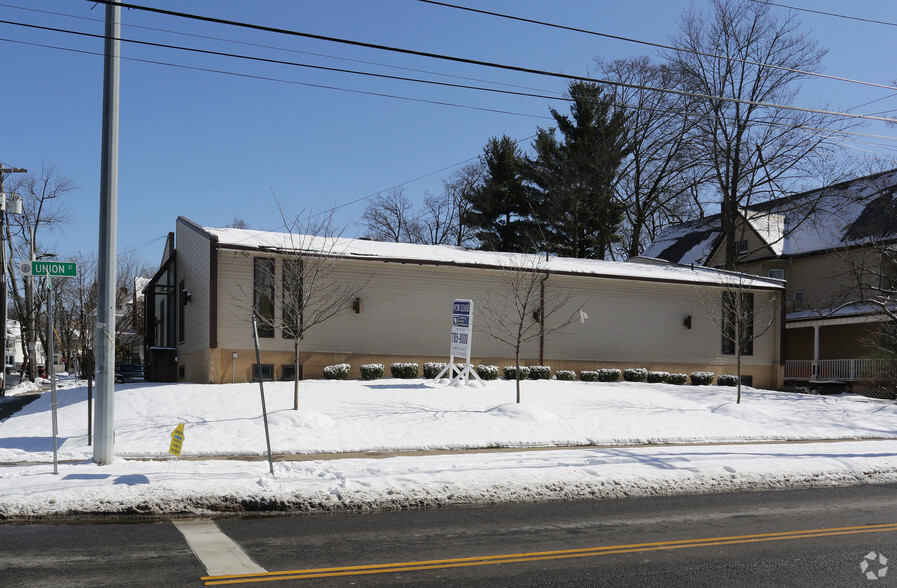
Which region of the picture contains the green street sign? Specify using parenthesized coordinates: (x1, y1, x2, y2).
(23, 260, 78, 277)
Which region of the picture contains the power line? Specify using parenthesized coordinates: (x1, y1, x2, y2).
(78, 1, 897, 124)
(0, 36, 552, 120)
(0, 2, 565, 99)
(749, 1, 897, 27)
(0, 18, 566, 103)
(417, 0, 897, 93)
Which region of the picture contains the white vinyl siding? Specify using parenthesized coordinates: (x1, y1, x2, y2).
(214, 252, 778, 368)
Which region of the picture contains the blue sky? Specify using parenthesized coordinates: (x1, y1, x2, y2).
(4, 0, 897, 266)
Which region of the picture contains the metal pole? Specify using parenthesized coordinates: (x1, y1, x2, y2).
(48, 277, 58, 474)
(252, 315, 274, 476)
(94, 3, 120, 465)
(0, 165, 6, 397)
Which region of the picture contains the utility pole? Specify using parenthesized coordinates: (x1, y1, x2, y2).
(0, 164, 25, 397)
(94, 2, 120, 465)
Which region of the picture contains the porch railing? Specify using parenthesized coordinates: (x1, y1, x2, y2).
(785, 359, 896, 382)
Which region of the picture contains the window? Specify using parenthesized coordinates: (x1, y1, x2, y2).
(252, 363, 274, 382)
(767, 268, 784, 281)
(282, 258, 303, 339)
(793, 290, 805, 310)
(736, 240, 749, 255)
(282, 364, 302, 381)
(253, 258, 275, 338)
(722, 292, 754, 356)
(178, 279, 186, 344)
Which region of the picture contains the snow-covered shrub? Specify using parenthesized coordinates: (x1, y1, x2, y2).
(646, 371, 670, 384)
(528, 366, 551, 380)
(476, 364, 499, 380)
(597, 368, 621, 382)
(580, 370, 599, 382)
(391, 362, 419, 379)
(423, 362, 446, 379)
(360, 363, 384, 380)
(717, 374, 738, 387)
(668, 373, 688, 385)
(323, 363, 350, 380)
(503, 365, 531, 380)
(623, 368, 648, 382)
(555, 370, 576, 381)
(690, 371, 715, 385)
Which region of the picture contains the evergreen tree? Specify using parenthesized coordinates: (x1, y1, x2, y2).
(526, 82, 629, 259)
(463, 136, 535, 252)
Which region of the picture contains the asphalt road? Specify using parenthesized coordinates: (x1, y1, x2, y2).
(2, 484, 897, 586)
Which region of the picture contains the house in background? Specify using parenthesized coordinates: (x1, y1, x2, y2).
(643, 168, 897, 393)
(144, 217, 784, 388)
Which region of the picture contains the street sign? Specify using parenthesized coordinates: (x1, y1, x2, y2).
(19, 260, 78, 277)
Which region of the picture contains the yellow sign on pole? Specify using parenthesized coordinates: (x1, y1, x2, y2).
(169, 423, 185, 457)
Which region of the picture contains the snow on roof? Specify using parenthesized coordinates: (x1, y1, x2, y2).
(202, 224, 782, 290)
(645, 168, 897, 264)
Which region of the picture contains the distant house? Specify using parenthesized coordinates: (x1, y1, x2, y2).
(643, 168, 897, 390)
(145, 217, 784, 388)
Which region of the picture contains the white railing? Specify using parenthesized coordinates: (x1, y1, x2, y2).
(785, 359, 896, 382)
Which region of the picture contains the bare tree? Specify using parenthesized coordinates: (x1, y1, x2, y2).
(670, 0, 846, 269)
(477, 253, 581, 403)
(227, 217, 250, 229)
(697, 275, 779, 403)
(598, 56, 707, 258)
(53, 252, 97, 378)
(359, 188, 423, 243)
(251, 204, 369, 410)
(3, 165, 73, 380)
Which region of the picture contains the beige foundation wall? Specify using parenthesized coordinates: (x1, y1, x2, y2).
(210, 348, 783, 390)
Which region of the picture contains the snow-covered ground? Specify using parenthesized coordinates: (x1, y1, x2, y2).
(2, 375, 897, 519)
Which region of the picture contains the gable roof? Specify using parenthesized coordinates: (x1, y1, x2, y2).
(642, 168, 897, 264)
(180, 218, 782, 291)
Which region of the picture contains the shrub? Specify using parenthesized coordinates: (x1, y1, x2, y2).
(476, 364, 499, 380)
(423, 362, 446, 379)
(646, 371, 670, 384)
(668, 373, 688, 385)
(555, 370, 576, 381)
(390, 362, 419, 379)
(690, 371, 715, 385)
(580, 370, 599, 382)
(623, 368, 648, 382)
(529, 365, 551, 380)
(323, 363, 351, 380)
(717, 374, 739, 387)
(503, 365, 531, 380)
(597, 368, 621, 382)
(360, 363, 384, 380)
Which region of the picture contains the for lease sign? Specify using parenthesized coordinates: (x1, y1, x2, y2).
(450, 299, 473, 359)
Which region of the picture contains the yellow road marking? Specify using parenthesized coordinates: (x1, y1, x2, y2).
(201, 521, 897, 585)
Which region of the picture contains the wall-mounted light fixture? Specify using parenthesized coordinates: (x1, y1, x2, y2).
(352, 298, 361, 313)
(182, 289, 192, 305)
(683, 315, 692, 329)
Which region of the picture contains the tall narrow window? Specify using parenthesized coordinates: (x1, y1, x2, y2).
(282, 258, 303, 339)
(722, 292, 754, 356)
(254, 258, 275, 338)
(178, 279, 186, 344)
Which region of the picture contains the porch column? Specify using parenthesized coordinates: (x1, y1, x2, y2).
(812, 325, 820, 379)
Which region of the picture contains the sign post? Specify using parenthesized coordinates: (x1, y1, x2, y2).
(434, 299, 482, 386)
(30, 261, 78, 475)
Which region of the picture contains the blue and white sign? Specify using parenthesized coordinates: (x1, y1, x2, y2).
(450, 298, 473, 359)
